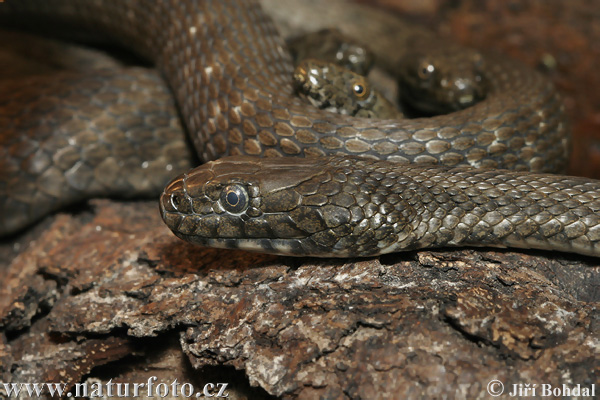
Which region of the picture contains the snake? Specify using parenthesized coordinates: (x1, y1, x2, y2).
(1, 0, 599, 258)
(286, 28, 375, 77)
(293, 58, 404, 119)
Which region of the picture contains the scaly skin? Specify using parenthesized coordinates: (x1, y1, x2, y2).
(293, 59, 404, 119)
(0, 0, 568, 171)
(161, 156, 600, 257)
(286, 28, 375, 76)
(1, 0, 588, 258)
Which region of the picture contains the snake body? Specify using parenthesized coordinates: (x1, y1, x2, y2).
(2, 0, 599, 257)
(161, 156, 600, 257)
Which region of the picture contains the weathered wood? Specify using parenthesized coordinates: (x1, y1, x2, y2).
(1, 199, 597, 398)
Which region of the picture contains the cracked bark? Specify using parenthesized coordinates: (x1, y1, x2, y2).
(2, 0, 600, 398)
(1, 199, 598, 399)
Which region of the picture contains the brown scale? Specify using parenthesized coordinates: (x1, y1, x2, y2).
(161, 156, 600, 257)
(0, 0, 592, 258)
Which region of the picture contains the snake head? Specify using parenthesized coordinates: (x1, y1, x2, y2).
(160, 156, 338, 255)
(293, 59, 400, 119)
(287, 28, 375, 76)
(160, 156, 419, 257)
(293, 59, 378, 117)
(398, 47, 487, 115)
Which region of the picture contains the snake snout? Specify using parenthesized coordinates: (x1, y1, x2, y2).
(160, 174, 184, 210)
(451, 77, 486, 109)
(159, 173, 193, 235)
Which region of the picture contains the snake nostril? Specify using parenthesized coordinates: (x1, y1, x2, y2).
(170, 193, 182, 210)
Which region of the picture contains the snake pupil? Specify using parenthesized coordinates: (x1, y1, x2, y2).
(227, 191, 239, 206)
(220, 184, 249, 214)
(352, 78, 370, 99)
(418, 62, 435, 79)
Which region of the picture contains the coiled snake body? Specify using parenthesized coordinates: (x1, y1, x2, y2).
(1, 0, 600, 257)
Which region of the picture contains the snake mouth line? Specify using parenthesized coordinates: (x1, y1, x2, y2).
(172, 233, 312, 256)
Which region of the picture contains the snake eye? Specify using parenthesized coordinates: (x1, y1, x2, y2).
(352, 78, 371, 99)
(220, 184, 249, 214)
(418, 61, 435, 80)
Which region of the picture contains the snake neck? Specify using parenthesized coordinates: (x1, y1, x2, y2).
(297, 161, 600, 257)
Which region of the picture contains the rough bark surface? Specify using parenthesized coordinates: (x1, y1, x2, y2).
(1, 200, 598, 398)
(1, 1, 600, 399)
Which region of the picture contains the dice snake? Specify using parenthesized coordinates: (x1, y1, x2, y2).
(1, 0, 599, 257)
